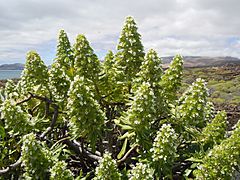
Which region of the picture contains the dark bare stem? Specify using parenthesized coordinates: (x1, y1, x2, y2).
(44, 102, 50, 117)
(16, 92, 59, 139)
(40, 104, 58, 139)
(64, 139, 101, 162)
(0, 159, 21, 175)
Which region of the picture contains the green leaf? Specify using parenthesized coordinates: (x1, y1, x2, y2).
(117, 138, 128, 159)
(114, 119, 133, 130)
(185, 157, 203, 163)
(0, 126, 5, 139)
(118, 131, 135, 140)
(184, 169, 192, 177)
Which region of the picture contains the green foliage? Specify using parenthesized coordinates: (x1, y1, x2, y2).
(21, 133, 53, 179)
(19, 51, 49, 95)
(1, 100, 32, 135)
(150, 124, 178, 178)
(73, 34, 101, 84)
(50, 161, 74, 180)
(135, 49, 163, 89)
(117, 82, 157, 150)
(194, 121, 240, 179)
(115, 16, 145, 87)
(177, 78, 210, 129)
(160, 55, 183, 102)
(128, 162, 154, 180)
(49, 30, 74, 102)
(93, 153, 121, 180)
(67, 76, 105, 147)
(199, 111, 227, 149)
(0, 16, 239, 179)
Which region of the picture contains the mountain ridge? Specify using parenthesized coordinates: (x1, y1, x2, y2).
(0, 56, 240, 70)
(0, 63, 24, 70)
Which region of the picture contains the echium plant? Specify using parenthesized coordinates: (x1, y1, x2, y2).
(136, 49, 168, 116)
(176, 78, 210, 130)
(49, 30, 74, 102)
(21, 133, 53, 179)
(2, 80, 18, 101)
(135, 49, 163, 88)
(49, 161, 74, 180)
(117, 82, 157, 150)
(19, 51, 49, 95)
(199, 111, 227, 150)
(93, 153, 121, 180)
(115, 16, 145, 92)
(100, 50, 121, 102)
(160, 55, 183, 102)
(0, 16, 239, 179)
(67, 75, 105, 148)
(128, 162, 154, 180)
(1, 100, 32, 135)
(194, 121, 240, 179)
(150, 124, 178, 179)
(73, 34, 101, 85)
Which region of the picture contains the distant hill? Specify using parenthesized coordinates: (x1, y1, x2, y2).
(0, 56, 240, 70)
(162, 56, 240, 68)
(0, 63, 24, 70)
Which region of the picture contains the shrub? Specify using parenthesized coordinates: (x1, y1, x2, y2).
(0, 16, 239, 179)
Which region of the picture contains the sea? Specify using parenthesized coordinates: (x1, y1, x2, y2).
(0, 70, 22, 80)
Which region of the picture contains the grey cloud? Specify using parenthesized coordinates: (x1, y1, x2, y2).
(0, 0, 239, 64)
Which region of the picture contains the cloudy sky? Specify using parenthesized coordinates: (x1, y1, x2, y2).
(0, 0, 239, 65)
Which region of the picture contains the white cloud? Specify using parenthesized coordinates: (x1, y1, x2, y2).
(0, 0, 239, 64)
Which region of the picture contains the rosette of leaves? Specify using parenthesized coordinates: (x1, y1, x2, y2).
(114, 16, 145, 92)
(1, 99, 32, 135)
(150, 124, 178, 178)
(199, 111, 227, 150)
(49, 30, 74, 103)
(20, 51, 49, 95)
(194, 121, 240, 179)
(93, 153, 121, 180)
(67, 76, 105, 148)
(21, 133, 54, 179)
(160, 55, 183, 102)
(73, 34, 101, 88)
(50, 161, 74, 180)
(128, 162, 154, 180)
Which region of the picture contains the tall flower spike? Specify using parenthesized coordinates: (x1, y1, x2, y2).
(67, 75, 105, 148)
(50, 161, 74, 180)
(93, 153, 121, 180)
(21, 133, 53, 179)
(73, 34, 101, 84)
(160, 55, 183, 102)
(119, 82, 157, 150)
(128, 162, 154, 180)
(177, 78, 209, 129)
(100, 50, 120, 102)
(20, 51, 49, 95)
(49, 30, 74, 102)
(199, 111, 227, 149)
(115, 16, 145, 82)
(194, 121, 240, 179)
(103, 50, 115, 73)
(136, 49, 163, 88)
(150, 124, 178, 178)
(1, 100, 32, 135)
